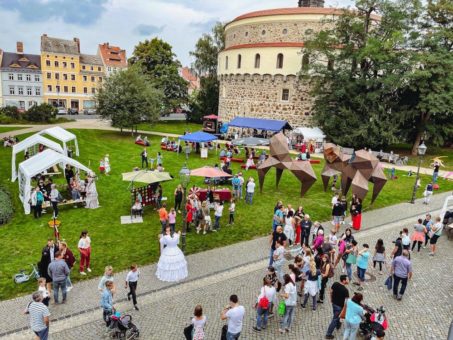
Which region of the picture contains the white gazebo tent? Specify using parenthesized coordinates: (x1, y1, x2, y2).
(38, 126, 79, 157)
(11, 134, 64, 182)
(293, 127, 326, 152)
(18, 149, 91, 214)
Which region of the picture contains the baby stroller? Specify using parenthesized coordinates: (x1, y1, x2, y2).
(360, 305, 388, 339)
(107, 313, 140, 339)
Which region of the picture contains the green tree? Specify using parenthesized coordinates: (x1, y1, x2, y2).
(95, 67, 163, 132)
(0, 106, 21, 120)
(25, 103, 57, 122)
(129, 38, 188, 111)
(302, 0, 417, 149)
(189, 22, 225, 120)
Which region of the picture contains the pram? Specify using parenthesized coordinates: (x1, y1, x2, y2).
(107, 313, 140, 339)
(360, 305, 388, 340)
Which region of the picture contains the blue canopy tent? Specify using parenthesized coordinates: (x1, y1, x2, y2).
(178, 131, 218, 158)
(228, 117, 292, 132)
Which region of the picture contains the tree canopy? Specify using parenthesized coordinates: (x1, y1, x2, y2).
(129, 38, 188, 111)
(95, 67, 163, 131)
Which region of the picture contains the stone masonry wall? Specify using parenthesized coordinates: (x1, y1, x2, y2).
(218, 74, 315, 127)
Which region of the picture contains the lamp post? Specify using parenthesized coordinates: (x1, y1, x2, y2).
(179, 165, 191, 252)
(410, 142, 427, 204)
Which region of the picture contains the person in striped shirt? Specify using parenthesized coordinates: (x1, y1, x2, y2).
(23, 291, 50, 340)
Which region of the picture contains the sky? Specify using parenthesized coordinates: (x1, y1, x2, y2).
(0, 0, 354, 67)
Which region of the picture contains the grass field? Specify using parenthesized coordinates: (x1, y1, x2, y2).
(137, 121, 203, 135)
(0, 126, 27, 133)
(389, 143, 453, 171)
(0, 129, 452, 301)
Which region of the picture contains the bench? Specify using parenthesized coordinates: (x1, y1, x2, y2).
(240, 164, 257, 170)
(220, 156, 244, 163)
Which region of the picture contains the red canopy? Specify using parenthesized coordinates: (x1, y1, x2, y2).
(203, 114, 218, 120)
(190, 166, 232, 178)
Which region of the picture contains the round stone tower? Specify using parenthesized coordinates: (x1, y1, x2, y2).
(217, 6, 342, 127)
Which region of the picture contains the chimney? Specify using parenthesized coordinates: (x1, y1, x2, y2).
(73, 37, 80, 53)
(17, 42, 24, 54)
(43, 34, 47, 37)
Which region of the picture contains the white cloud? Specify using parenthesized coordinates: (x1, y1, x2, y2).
(0, 0, 355, 66)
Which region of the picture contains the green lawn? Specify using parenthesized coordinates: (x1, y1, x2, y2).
(0, 129, 452, 301)
(136, 121, 202, 135)
(389, 143, 453, 171)
(0, 126, 27, 133)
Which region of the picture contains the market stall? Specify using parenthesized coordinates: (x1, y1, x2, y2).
(292, 127, 326, 152)
(38, 126, 79, 157)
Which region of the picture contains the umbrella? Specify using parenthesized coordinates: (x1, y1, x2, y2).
(190, 166, 232, 178)
(122, 170, 173, 184)
(232, 137, 269, 146)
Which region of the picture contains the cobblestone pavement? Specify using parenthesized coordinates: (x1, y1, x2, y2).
(11, 210, 453, 340)
(3, 192, 452, 340)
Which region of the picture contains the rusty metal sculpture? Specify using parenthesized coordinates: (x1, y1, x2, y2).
(321, 143, 387, 203)
(257, 132, 317, 197)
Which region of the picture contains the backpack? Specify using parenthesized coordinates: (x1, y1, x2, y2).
(258, 287, 270, 310)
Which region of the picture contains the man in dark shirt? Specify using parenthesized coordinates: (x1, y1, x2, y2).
(300, 214, 312, 246)
(325, 275, 350, 339)
(332, 202, 344, 227)
(269, 226, 287, 265)
(391, 235, 403, 258)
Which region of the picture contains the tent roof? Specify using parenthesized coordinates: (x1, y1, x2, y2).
(228, 117, 292, 132)
(179, 131, 218, 142)
(38, 126, 76, 142)
(293, 127, 326, 140)
(19, 149, 91, 177)
(232, 137, 270, 146)
(203, 114, 218, 120)
(13, 134, 64, 155)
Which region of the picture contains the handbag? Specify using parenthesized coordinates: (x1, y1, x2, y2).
(384, 275, 393, 290)
(183, 324, 193, 340)
(278, 300, 286, 316)
(339, 303, 347, 319)
(220, 324, 228, 340)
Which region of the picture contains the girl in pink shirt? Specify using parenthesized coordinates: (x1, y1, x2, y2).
(168, 208, 176, 232)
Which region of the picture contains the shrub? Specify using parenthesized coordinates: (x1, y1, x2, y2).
(25, 103, 57, 122)
(0, 106, 22, 120)
(0, 187, 13, 225)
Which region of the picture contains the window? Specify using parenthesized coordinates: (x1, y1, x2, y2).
(18, 87, 24, 95)
(46, 60, 51, 66)
(63, 74, 68, 80)
(72, 86, 76, 93)
(225, 56, 229, 70)
(281, 89, 289, 101)
(70, 63, 75, 69)
(282, 28, 288, 35)
(237, 54, 242, 69)
(98, 67, 101, 71)
(64, 86, 68, 93)
(34, 75, 40, 82)
(8, 73, 14, 80)
(47, 85, 52, 92)
(63, 62, 67, 68)
(107, 66, 111, 72)
(35, 87, 41, 96)
(47, 72, 51, 79)
(9, 86, 15, 95)
(56, 85, 60, 93)
(55, 73, 60, 80)
(83, 75, 87, 81)
(254, 54, 261, 68)
(71, 74, 76, 81)
(276, 53, 284, 69)
(83, 87, 88, 94)
(18, 74, 23, 81)
(302, 54, 309, 70)
(91, 76, 95, 82)
(245, 32, 248, 37)
(82, 65, 86, 70)
(19, 101, 25, 109)
(98, 77, 102, 82)
(91, 88, 96, 94)
(27, 87, 32, 95)
(90, 66, 93, 71)
(26, 74, 31, 81)
(28, 101, 35, 108)
(54, 61, 59, 67)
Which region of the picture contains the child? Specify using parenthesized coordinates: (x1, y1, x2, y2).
(99, 158, 105, 174)
(168, 208, 176, 232)
(328, 229, 338, 263)
(38, 277, 50, 306)
(157, 152, 163, 165)
(372, 239, 386, 275)
(228, 198, 235, 225)
(125, 264, 140, 311)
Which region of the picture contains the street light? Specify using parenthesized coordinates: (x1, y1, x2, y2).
(179, 164, 191, 252)
(410, 141, 427, 204)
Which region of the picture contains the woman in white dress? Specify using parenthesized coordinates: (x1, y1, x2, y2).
(284, 211, 295, 245)
(104, 154, 111, 175)
(156, 226, 188, 282)
(85, 177, 99, 209)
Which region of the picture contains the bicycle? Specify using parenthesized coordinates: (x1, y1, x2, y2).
(13, 264, 40, 284)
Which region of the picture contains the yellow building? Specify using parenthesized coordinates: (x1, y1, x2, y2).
(41, 34, 103, 113)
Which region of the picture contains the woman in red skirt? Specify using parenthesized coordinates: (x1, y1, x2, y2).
(294, 215, 302, 245)
(185, 198, 194, 232)
(350, 197, 362, 230)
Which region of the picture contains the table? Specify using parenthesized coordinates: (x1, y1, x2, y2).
(196, 189, 232, 202)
